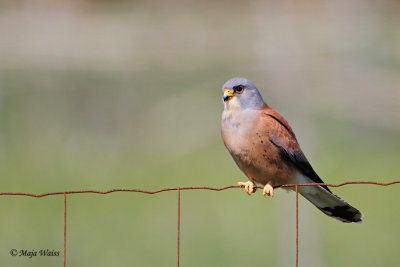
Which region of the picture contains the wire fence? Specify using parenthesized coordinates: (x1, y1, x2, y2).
(1, 180, 399, 267)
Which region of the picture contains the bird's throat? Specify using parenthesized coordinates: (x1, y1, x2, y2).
(224, 97, 241, 111)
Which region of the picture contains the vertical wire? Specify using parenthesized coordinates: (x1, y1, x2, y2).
(295, 185, 299, 267)
(64, 192, 67, 267)
(177, 188, 180, 267)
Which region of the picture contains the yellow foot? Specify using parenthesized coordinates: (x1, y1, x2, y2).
(263, 184, 274, 197)
(237, 181, 256, 195)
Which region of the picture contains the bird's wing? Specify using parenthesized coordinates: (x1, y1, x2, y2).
(262, 109, 331, 193)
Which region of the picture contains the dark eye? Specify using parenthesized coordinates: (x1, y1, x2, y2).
(233, 85, 244, 93)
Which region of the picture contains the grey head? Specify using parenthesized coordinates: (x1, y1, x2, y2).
(222, 77, 265, 110)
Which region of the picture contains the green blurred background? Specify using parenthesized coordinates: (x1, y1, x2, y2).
(0, 0, 399, 266)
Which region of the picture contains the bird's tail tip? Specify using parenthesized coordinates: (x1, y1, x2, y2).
(319, 203, 364, 223)
(299, 184, 364, 224)
(354, 211, 364, 224)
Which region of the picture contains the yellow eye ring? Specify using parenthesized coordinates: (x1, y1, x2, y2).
(233, 85, 244, 93)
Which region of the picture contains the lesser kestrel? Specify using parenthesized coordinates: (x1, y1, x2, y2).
(221, 77, 363, 223)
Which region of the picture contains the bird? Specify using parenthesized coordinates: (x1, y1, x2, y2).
(220, 77, 363, 223)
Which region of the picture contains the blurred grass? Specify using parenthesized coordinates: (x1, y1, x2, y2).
(0, 1, 399, 266)
(0, 70, 398, 266)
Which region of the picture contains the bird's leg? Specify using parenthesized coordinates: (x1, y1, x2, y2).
(263, 182, 274, 197)
(237, 180, 256, 195)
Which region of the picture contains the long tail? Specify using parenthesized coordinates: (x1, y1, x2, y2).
(297, 177, 363, 223)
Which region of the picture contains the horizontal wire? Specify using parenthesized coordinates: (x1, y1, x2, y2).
(0, 180, 398, 198)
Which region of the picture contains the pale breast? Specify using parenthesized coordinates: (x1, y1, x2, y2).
(222, 109, 264, 175)
(221, 109, 257, 155)
(221, 109, 295, 186)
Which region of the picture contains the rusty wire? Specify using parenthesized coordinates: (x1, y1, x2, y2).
(177, 188, 181, 267)
(1, 180, 399, 267)
(63, 193, 67, 267)
(295, 185, 299, 267)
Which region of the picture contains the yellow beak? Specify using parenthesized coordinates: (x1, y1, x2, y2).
(223, 89, 234, 102)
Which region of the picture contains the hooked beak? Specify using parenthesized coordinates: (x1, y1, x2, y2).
(223, 89, 234, 102)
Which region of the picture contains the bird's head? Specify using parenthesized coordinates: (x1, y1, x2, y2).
(222, 77, 265, 111)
